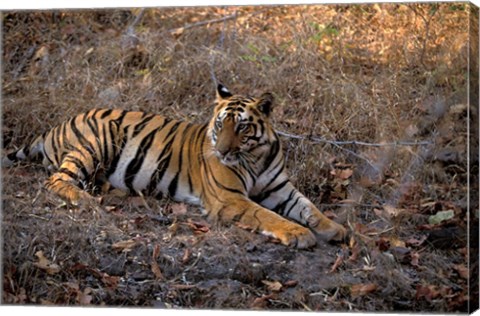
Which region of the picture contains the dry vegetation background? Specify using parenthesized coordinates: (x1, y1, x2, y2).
(1, 3, 479, 312)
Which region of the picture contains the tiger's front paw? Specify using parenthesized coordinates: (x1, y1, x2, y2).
(309, 215, 347, 242)
(266, 224, 317, 249)
(70, 191, 103, 213)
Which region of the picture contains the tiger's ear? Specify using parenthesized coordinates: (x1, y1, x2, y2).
(257, 92, 274, 117)
(216, 84, 233, 100)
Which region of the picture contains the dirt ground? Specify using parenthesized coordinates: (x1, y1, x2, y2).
(1, 4, 479, 312)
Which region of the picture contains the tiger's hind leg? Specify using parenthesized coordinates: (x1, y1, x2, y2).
(45, 150, 101, 209)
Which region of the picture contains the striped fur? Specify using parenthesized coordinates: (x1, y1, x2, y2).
(3, 85, 346, 248)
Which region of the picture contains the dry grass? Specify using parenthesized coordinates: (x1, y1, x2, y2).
(2, 3, 477, 312)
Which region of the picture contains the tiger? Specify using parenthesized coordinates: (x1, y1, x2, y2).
(3, 84, 346, 249)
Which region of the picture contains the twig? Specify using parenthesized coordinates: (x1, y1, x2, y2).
(330, 142, 379, 171)
(28, 213, 51, 221)
(276, 130, 432, 147)
(407, 4, 439, 67)
(182, 251, 202, 273)
(168, 9, 267, 34)
(169, 13, 237, 34)
(321, 202, 382, 209)
(126, 9, 145, 36)
(209, 8, 231, 87)
(12, 44, 37, 80)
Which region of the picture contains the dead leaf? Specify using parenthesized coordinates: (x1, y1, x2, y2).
(354, 222, 374, 235)
(171, 27, 185, 38)
(186, 219, 210, 233)
(447, 291, 469, 309)
(416, 284, 440, 301)
(131, 215, 147, 226)
(350, 283, 377, 297)
(283, 118, 297, 126)
(410, 251, 420, 267)
(338, 168, 353, 179)
(449, 103, 468, 114)
(76, 287, 93, 305)
(390, 237, 406, 248)
(39, 299, 55, 305)
(405, 124, 419, 137)
(182, 248, 191, 264)
(453, 264, 469, 279)
(101, 274, 120, 289)
(111, 239, 139, 252)
(33, 251, 61, 275)
(15, 191, 26, 198)
(283, 280, 298, 288)
(170, 203, 188, 216)
(405, 235, 427, 247)
(383, 204, 406, 217)
(70, 263, 119, 289)
(348, 240, 361, 262)
(251, 294, 276, 309)
(359, 176, 380, 188)
(331, 168, 353, 180)
(262, 280, 283, 292)
(417, 223, 439, 230)
(128, 196, 150, 209)
(9, 288, 28, 304)
(349, 236, 356, 248)
(84, 47, 94, 56)
(170, 284, 196, 290)
(33, 45, 49, 60)
(104, 205, 121, 212)
(373, 208, 384, 218)
(151, 244, 164, 280)
(329, 249, 346, 273)
(63, 281, 80, 291)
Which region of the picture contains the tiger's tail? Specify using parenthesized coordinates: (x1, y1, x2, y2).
(2, 134, 46, 167)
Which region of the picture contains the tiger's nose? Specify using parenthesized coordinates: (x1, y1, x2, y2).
(217, 147, 230, 156)
(216, 141, 233, 155)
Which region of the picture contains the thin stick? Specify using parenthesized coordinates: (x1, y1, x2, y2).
(126, 9, 146, 36)
(276, 130, 432, 147)
(168, 8, 268, 34)
(169, 14, 237, 33)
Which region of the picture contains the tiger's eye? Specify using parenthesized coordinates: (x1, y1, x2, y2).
(237, 123, 248, 132)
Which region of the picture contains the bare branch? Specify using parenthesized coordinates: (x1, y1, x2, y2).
(276, 130, 432, 147)
(168, 8, 268, 34)
(169, 14, 236, 34)
(406, 4, 439, 67)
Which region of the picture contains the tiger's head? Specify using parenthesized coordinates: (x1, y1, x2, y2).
(208, 84, 277, 166)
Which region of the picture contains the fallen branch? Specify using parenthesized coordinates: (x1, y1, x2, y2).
(168, 8, 268, 34)
(276, 130, 432, 147)
(169, 13, 237, 34)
